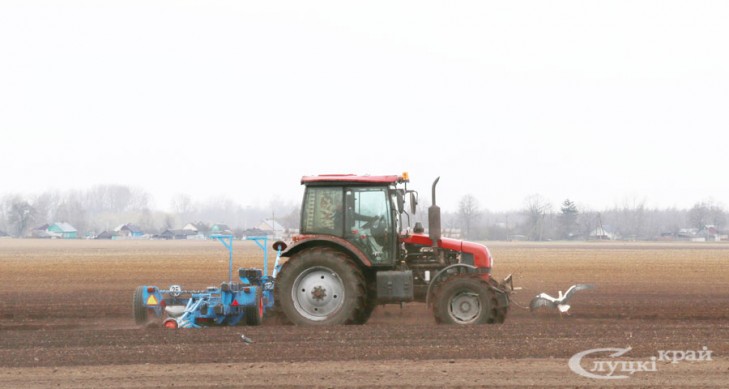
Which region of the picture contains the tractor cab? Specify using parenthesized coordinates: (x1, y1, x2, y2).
(299, 174, 406, 266)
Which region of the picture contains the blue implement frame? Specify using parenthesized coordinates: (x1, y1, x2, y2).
(134, 234, 284, 328)
(243, 236, 284, 311)
(210, 234, 235, 283)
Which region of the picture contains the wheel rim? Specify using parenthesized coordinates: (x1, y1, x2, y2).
(448, 291, 481, 324)
(291, 266, 345, 321)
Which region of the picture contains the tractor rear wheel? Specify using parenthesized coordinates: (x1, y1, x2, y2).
(132, 286, 148, 325)
(433, 276, 497, 325)
(353, 277, 377, 324)
(275, 247, 366, 325)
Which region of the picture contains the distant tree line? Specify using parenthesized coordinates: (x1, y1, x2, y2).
(0, 185, 300, 237)
(437, 194, 727, 241)
(1, 185, 726, 241)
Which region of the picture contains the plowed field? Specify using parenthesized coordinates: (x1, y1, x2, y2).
(1, 240, 727, 387)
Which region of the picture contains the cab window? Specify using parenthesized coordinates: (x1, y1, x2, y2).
(302, 187, 343, 236)
(345, 187, 393, 263)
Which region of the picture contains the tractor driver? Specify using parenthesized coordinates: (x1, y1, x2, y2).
(339, 192, 382, 237)
(323, 191, 382, 241)
(319, 193, 371, 234)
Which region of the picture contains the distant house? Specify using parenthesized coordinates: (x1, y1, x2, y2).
(658, 231, 677, 241)
(159, 229, 196, 240)
(240, 227, 267, 238)
(677, 228, 698, 240)
(442, 228, 462, 239)
(256, 219, 285, 238)
(115, 223, 145, 238)
(210, 224, 233, 236)
(47, 222, 78, 239)
(696, 225, 728, 242)
(589, 226, 617, 240)
(31, 224, 51, 238)
(95, 230, 119, 240)
(183, 222, 209, 239)
(184, 222, 209, 232)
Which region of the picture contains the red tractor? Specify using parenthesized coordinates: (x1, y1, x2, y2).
(274, 173, 513, 325)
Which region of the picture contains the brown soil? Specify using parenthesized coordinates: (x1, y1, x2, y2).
(1, 239, 727, 387)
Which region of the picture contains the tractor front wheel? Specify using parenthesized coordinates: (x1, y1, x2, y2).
(433, 276, 497, 325)
(275, 248, 366, 325)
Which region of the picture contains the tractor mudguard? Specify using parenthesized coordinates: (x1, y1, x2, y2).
(281, 235, 373, 267)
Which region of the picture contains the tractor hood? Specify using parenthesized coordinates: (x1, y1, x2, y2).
(401, 233, 493, 269)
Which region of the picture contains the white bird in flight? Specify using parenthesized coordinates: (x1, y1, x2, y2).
(529, 284, 595, 315)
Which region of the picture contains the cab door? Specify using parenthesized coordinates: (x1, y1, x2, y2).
(344, 187, 396, 265)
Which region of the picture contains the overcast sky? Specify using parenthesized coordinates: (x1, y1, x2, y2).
(1, 1, 728, 212)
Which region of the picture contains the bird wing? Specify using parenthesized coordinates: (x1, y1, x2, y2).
(530, 294, 554, 311)
(561, 284, 595, 303)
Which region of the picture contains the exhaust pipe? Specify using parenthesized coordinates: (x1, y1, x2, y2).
(428, 177, 441, 246)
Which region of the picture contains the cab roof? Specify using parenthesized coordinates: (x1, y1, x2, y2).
(301, 174, 402, 186)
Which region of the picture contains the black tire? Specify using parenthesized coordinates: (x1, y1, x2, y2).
(486, 278, 509, 324)
(133, 285, 148, 325)
(353, 271, 377, 324)
(432, 276, 497, 325)
(245, 288, 264, 326)
(275, 247, 366, 325)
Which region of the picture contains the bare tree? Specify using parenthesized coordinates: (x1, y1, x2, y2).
(0, 197, 7, 233)
(576, 208, 600, 240)
(55, 192, 88, 234)
(171, 194, 195, 226)
(33, 191, 61, 225)
(558, 199, 579, 239)
(86, 185, 150, 213)
(162, 213, 175, 230)
(280, 206, 301, 229)
(198, 197, 241, 227)
(688, 200, 726, 230)
(171, 194, 194, 214)
(606, 196, 647, 240)
(410, 195, 429, 229)
(458, 194, 481, 240)
(8, 198, 36, 237)
(137, 208, 157, 234)
(523, 194, 552, 241)
(651, 207, 686, 237)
